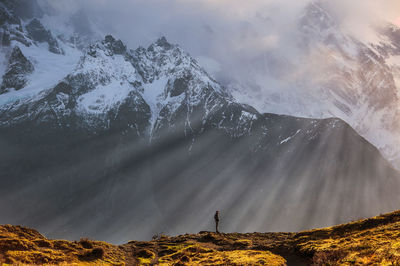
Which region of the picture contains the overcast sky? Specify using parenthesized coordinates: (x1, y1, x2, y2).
(42, 0, 398, 70)
(43, 0, 400, 47)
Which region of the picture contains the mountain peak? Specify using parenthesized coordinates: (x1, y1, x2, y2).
(154, 36, 173, 50)
(103, 34, 127, 55)
(26, 18, 63, 54)
(104, 34, 116, 43)
(0, 46, 34, 93)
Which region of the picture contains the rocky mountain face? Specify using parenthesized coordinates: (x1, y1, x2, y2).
(229, 1, 400, 168)
(25, 18, 63, 54)
(0, 0, 400, 242)
(0, 46, 34, 92)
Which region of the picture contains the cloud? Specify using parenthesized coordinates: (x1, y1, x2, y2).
(42, 0, 311, 53)
(42, 0, 399, 54)
(321, 0, 400, 43)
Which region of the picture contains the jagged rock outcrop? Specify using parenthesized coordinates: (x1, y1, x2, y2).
(104, 35, 127, 55)
(25, 18, 63, 54)
(0, 1, 31, 47)
(0, 46, 34, 93)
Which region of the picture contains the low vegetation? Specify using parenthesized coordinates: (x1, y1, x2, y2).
(1, 210, 400, 265)
(0, 225, 125, 265)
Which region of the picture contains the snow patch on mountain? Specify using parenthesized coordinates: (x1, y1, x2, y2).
(280, 129, 301, 144)
(141, 77, 168, 136)
(0, 41, 80, 105)
(77, 80, 133, 115)
(72, 47, 138, 85)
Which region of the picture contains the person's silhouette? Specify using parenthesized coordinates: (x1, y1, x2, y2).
(214, 211, 220, 233)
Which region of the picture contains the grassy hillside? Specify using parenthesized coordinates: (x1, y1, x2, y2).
(1, 210, 400, 265)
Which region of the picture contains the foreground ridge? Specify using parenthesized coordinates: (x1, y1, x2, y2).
(1, 210, 400, 265)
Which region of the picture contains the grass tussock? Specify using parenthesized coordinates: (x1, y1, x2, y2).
(78, 247, 105, 261)
(79, 238, 94, 249)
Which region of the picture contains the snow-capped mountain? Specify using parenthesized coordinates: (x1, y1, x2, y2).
(1, 0, 400, 242)
(227, 1, 400, 167)
(228, 1, 400, 168)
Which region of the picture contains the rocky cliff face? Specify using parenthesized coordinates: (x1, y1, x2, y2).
(0, 1, 400, 242)
(25, 18, 63, 54)
(1, 46, 34, 92)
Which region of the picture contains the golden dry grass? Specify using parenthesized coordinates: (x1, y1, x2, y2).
(294, 211, 400, 265)
(0, 225, 125, 265)
(2, 210, 400, 265)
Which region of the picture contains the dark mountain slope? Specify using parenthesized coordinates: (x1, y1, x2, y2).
(1, 95, 399, 242)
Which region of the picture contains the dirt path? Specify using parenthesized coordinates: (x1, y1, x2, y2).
(276, 251, 311, 266)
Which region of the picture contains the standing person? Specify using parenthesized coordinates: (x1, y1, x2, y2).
(214, 211, 220, 233)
